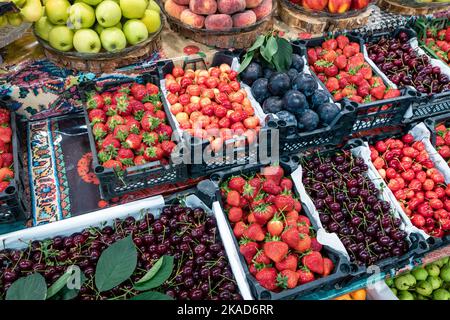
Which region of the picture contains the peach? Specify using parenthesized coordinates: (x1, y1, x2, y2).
(245, 0, 262, 8)
(180, 9, 205, 28)
(232, 10, 256, 27)
(165, 0, 188, 19)
(217, 0, 246, 15)
(172, 0, 190, 4)
(204, 14, 233, 31)
(189, 0, 218, 15)
(251, 0, 272, 20)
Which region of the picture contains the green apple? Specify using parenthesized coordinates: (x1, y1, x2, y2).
(100, 27, 127, 52)
(48, 25, 74, 51)
(34, 16, 55, 41)
(69, 3, 95, 29)
(411, 267, 428, 281)
(73, 28, 101, 53)
(95, 0, 122, 27)
(140, 9, 160, 33)
(398, 291, 415, 300)
(440, 265, 450, 282)
(434, 257, 449, 268)
(94, 23, 104, 34)
(45, 0, 71, 25)
(433, 288, 450, 300)
(390, 287, 397, 296)
(20, 0, 43, 22)
(427, 275, 443, 290)
(0, 16, 7, 27)
(426, 263, 441, 277)
(123, 19, 148, 45)
(147, 0, 160, 12)
(394, 274, 416, 291)
(416, 294, 429, 300)
(81, 0, 103, 5)
(385, 278, 394, 287)
(120, 0, 147, 19)
(11, 0, 26, 8)
(6, 13, 23, 26)
(114, 21, 122, 29)
(415, 280, 433, 297)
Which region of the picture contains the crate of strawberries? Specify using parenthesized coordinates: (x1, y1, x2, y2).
(294, 33, 416, 136)
(211, 158, 354, 300)
(0, 106, 28, 224)
(425, 113, 450, 166)
(0, 189, 250, 300)
(158, 52, 270, 177)
(82, 73, 187, 200)
(363, 27, 450, 123)
(366, 123, 450, 249)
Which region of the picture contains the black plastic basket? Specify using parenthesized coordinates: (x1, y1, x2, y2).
(157, 52, 272, 178)
(0, 110, 28, 224)
(362, 27, 450, 123)
(80, 73, 187, 200)
(210, 158, 358, 300)
(425, 112, 450, 148)
(293, 34, 416, 136)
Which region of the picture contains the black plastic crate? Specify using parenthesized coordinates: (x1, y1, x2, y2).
(80, 73, 187, 200)
(210, 158, 358, 300)
(293, 34, 416, 136)
(362, 27, 450, 123)
(424, 111, 450, 147)
(157, 52, 272, 178)
(0, 110, 28, 224)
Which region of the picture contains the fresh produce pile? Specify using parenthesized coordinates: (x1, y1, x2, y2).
(435, 122, 450, 163)
(302, 151, 409, 266)
(164, 0, 272, 31)
(0, 0, 42, 27)
(289, 0, 369, 14)
(307, 35, 401, 104)
(386, 256, 450, 300)
(366, 31, 450, 95)
(370, 134, 450, 237)
(423, 25, 450, 64)
(86, 81, 176, 170)
(165, 63, 261, 151)
(0, 204, 242, 300)
(0, 108, 14, 193)
(241, 51, 341, 132)
(220, 165, 335, 292)
(34, 0, 161, 53)
(334, 288, 366, 300)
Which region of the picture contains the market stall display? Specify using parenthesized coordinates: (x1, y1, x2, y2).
(378, 0, 450, 16)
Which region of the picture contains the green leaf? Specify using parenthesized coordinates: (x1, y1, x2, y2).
(273, 38, 293, 72)
(238, 50, 255, 74)
(247, 35, 265, 52)
(260, 36, 278, 64)
(136, 256, 164, 285)
(47, 271, 72, 299)
(95, 235, 138, 292)
(6, 273, 47, 300)
(51, 271, 87, 301)
(130, 291, 174, 300)
(133, 255, 174, 291)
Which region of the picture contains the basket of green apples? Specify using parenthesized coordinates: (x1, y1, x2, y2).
(33, 0, 164, 73)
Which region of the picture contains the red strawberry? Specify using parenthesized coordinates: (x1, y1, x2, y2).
(240, 240, 259, 264)
(263, 240, 288, 263)
(142, 132, 159, 146)
(256, 267, 278, 291)
(1, 153, 13, 167)
(336, 35, 350, 49)
(274, 192, 295, 212)
(130, 100, 145, 117)
(143, 145, 164, 162)
(146, 83, 159, 95)
(117, 148, 134, 166)
(226, 190, 241, 207)
(307, 48, 318, 65)
(123, 133, 142, 150)
(113, 124, 130, 142)
(130, 83, 147, 101)
(297, 268, 315, 285)
(155, 123, 173, 141)
(86, 93, 104, 110)
(267, 215, 284, 237)
(92, 123, 107, 140)
(154, 110, 166, 121)
(106, 115, 124, 131)
(294, 199, 302, 212)
(102, 92, 113, 105)
(343, 45, 358, 57)
(0, 181, 10, 193)
(0, 126, 12, 144)
(326, 77, 339, 92)
(297, 215, 310, 228)
(228, 207, 243, 223)
(277, 270, 299, 289)
(275, 254, 298, 272)
(302, 251, 324, 275)
(233, 221, 247, 239)
(101, 135, 120, 149)
(88, 109, 106, 124)
(228, 176, 246, 193)
(103, 159, 123, 170)
(0, 109, 10, 125)
(262, 180, 282, 195)
(311, 237, 323, 252)
(133, 155, 146, 166)
(249, 264, 258, 276)
(243, 182, 258, 201)
(280, 178, 293, 191)
(285, 210, 299, 227)
(160, 140, 176, 157)
(334, 55, 347, 70)
(370, 84, 386, 100)
(323, 258, 334, 276)
(322, 39, 338, 51)
(243, 223, 265, 241)
(253, 250, 271, 265)
(324, 64, 338, 77)
(383, 88, 401, 100)
(262, 164, 284, 185)
(253, 204, 275, 225)
(141, 112, 160, 132)
(116, 94, 132, 116)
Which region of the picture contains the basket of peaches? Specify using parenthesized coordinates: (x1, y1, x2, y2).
(160, 56, 266, 171)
